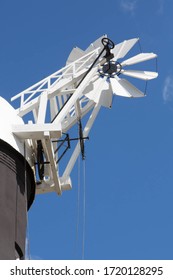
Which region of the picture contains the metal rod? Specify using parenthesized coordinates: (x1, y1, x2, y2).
(51, 38, 113, 123)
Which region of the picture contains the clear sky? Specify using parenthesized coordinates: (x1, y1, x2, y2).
(0, 0, 173, 260)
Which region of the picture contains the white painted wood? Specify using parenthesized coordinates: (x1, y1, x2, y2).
(112, 38, 139, 60)
(121, 53, 157, 67)
(62, 102, 101, 181)
(111, 77, 144, 98)
(6, 36, 158, 195)
(12, 123, 62, 139)
(121, 69, 158, 80)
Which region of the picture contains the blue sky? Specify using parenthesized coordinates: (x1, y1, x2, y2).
(1, 0, 173, 260)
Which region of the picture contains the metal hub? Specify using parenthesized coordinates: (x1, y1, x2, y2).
(99, 61, 122, 77)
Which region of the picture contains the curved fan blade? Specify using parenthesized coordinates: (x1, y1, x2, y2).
(112, 38, 139, 60)
(85, 35, 107, 53)
(84, 76, 112, 107)
(121, 53, 157, 67)
(110, 77, 144, 98)
(66, 47, 85, 65)
(120, 69, 158, 80)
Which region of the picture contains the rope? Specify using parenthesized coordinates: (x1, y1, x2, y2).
(74, 156, 87, 260)
(155, 56, 158, 73)
(82, 159, 86, 260)
(138, 39, 143, 53)
(75, 156, 81, 258)
(144, 80, 148, 96)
